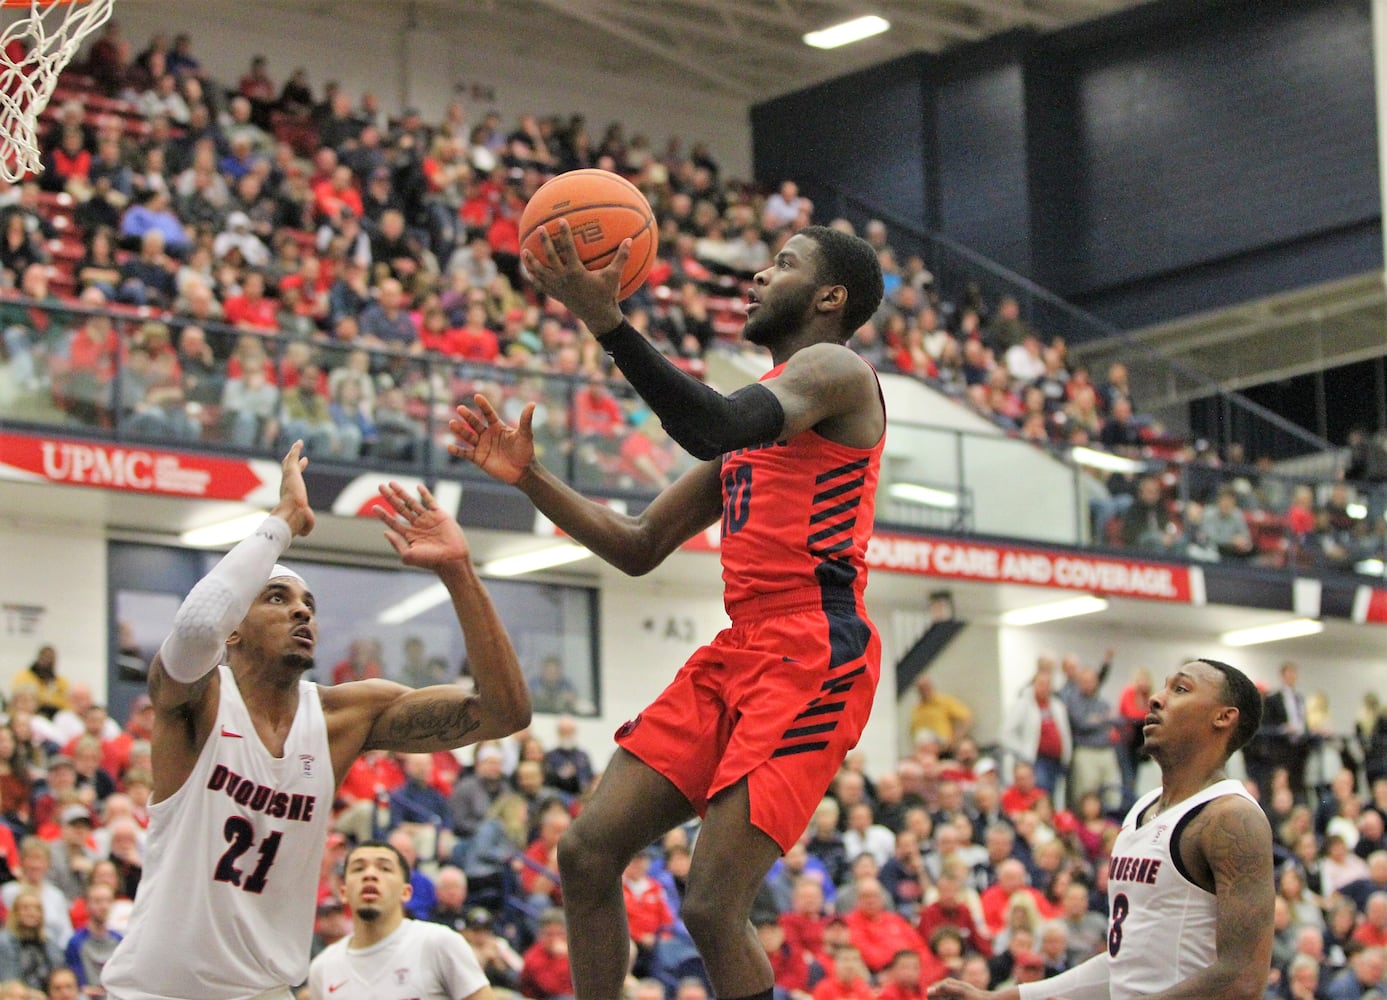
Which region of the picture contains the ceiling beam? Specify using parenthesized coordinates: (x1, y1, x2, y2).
(801, 0, 985, 42)
(619, 0, 807, 32)
(619, 6, 801, 54)
(529, 0, 759, 99)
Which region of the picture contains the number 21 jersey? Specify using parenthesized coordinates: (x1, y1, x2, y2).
(103, 665, 335, 999)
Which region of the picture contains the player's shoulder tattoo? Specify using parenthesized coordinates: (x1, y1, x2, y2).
(1200, 796, 1274, 882)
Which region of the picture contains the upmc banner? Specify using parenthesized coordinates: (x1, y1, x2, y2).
(0, 431, 281, 504)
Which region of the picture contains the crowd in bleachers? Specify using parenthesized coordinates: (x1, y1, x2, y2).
(4, 640, 1387, 1000)
(2, 25, 1387, 567)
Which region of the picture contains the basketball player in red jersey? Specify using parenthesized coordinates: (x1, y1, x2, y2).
(929, 659, 1273, 1000)
(451, 221, 885, 1000)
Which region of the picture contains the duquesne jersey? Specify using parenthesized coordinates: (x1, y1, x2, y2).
(1105, 778, 1255, 1000)
(718, 361, 884, 612)
(103, 665, 335, 1000)
(308, 919, 490, 1000)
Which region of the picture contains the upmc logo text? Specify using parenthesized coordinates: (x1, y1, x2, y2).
(38, 441, 211, 495)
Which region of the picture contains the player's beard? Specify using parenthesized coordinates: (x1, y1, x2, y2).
(354, 904, 382, 922)
(744, 282, 816, 348)
(283, 651, 315, 674)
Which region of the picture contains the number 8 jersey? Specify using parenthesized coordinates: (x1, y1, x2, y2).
(1104, 778, 1255, 1000)
(103, 665, 335, 1000)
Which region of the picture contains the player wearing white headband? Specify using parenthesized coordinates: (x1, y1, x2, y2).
(103, 442, 532, 1000)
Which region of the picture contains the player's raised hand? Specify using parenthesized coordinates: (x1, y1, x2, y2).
(272, 440, 315, 538)
(375, 481, 470, 568)
(449, 394, 535, 486)
(522, 218, 627, 335)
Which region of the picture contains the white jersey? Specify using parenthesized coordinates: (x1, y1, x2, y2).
(1105, 778, 1255, 1000)
(308, 920, 489, 1000)
(103, 666, 335, 1000)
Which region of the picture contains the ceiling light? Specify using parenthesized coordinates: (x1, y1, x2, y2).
(480, 543, 593, 578)
(803, 15, 890, 49)
(179, 511, 267, 547)
(376, 583, 449, 625)
(889, 483, 959, 508)
(1220, 619, 1324, 647)
(1069, 447, 1146, 474)
(1000, 595, 1109, 626)
(1347, 502, 1367, 519)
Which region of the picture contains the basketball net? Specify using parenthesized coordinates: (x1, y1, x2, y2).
(0, 0, 114, 183)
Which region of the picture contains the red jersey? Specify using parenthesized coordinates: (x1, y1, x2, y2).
(718, 363, 884, 611)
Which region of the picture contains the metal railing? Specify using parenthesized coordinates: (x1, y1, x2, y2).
(806, 180, 1335, 461)
(5, 295, 1384, 578)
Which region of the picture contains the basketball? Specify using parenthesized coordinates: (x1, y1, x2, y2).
(520, 168, 658, 301)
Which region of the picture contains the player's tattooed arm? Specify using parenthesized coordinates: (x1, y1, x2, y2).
(1147, 796, 1275, 1000)
(364, 685, 487, 752)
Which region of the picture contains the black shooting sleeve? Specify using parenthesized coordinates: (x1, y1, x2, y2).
(595, 320, 785, 461)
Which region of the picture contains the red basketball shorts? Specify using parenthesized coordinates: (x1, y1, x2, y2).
(615, 585, 880, 853)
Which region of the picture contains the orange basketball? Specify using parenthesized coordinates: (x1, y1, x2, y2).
(519, 168, 657, 301)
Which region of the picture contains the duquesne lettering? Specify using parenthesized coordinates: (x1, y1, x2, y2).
(1107, 854, 1163, 885)
(207, 764, 317, 822)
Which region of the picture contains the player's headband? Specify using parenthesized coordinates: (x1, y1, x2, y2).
(269, 564, 308, 588)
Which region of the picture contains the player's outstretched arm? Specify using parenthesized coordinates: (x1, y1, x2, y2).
(1147, 795, 1274, 1000)
(375, 481, 530, 744)
(452, 395, 724, 576)
(929, 949, 1112, 1000)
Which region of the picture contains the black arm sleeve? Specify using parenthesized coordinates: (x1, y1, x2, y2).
(595, 320, 786, 461)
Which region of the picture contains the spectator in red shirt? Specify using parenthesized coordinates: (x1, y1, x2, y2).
(780, 875, 832, 960)
(522, 802, 568, 908)
(222, 271, 278, 331)
(755, 914, 825, 1000)
(331, 636, 384, 685)
(572, 372, 627, 444)
(332, 749, 406, 843)
(622, 851, 674, 978)
(453, 303, 502, 363)
(810, 945, 873, 1000)
(59, 290, 118, 426)
(520, 908, 574, 1000)
(877, 949, 933, 1000)
(1000, 759, 1045, 817)
(313, 165, 365, 225)
(979, 859, 1050, 937)
(418, 305, 464, 358)
(1286, 484, 1317, 541)
(238, 54, 276, 103)
(1352, 892, 1387, 948)
(843, 877, 927, 974)
(44, 127, 92, 196)
(917, 870, 991, 958)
